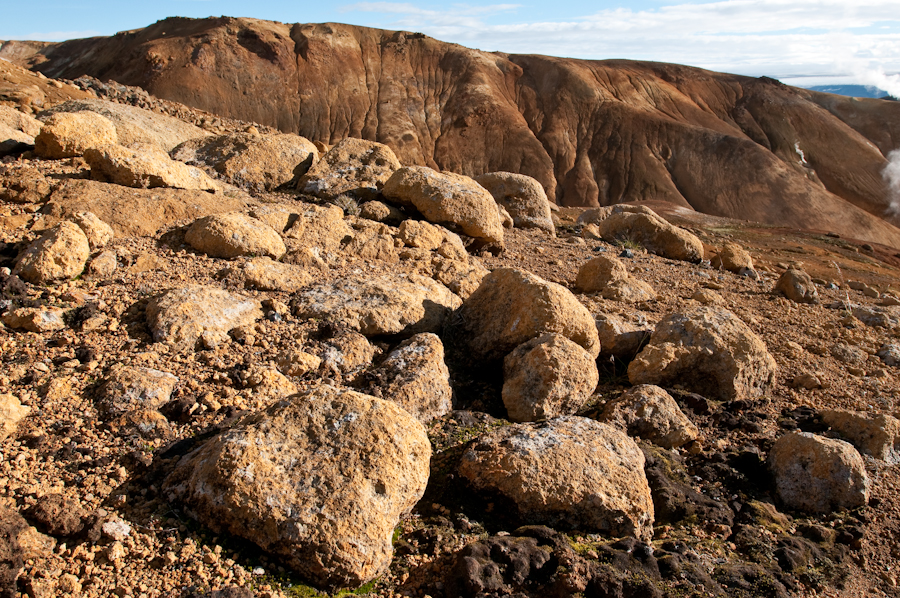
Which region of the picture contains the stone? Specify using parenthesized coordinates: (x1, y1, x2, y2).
(0, 123, 33, 155)
(475, 171, 555, 235)
(359, 200, 404, 225)
(239, 365, 298, 400)
(446, 268, 600, 363)
(595, 313, 652, 361)
(276, 351, 322, 377)
(878, 343, 900, 366)
(101, 519, 132, 541)
(71, 211, 114, 250)
(248, 205, 296, 233)
(691, 288, 724, 305)
(602, 279, 658, 302)
(830, 343, 867, 365)
(497, 203, 514, 228)
(13, 221, 90, 284)
(146, 285, 262, 350)
(24, 494, 86, 537)
(84, 143, 222, 191)
(97, 365, 179, 417)
(398, 220, 444, 251)
(0, 393, 30, 441)
(284, 203, 353, 252)
(1, 307, 66, 333)
(383, 166, 504, 245)
(0, 105, 41, 137)
(712, 243, 754, 273)
(430, 257, 489, 300)
(171, 132, 318, 192)
(0, 168, 51, 204)
(366, 333, 452, 423)
(769, 431, 869, 514)
(628, 306, 777, 401)
(459, 416, 654, 540)
(851, 306, 898, 328)
(821, 410, 900, 464)
(185, 213, 285, 259)
(87, 251, 118, 277)
(34, 111, 117, 158)
(39, 98, 209, 151)
(290, 274, 461, 337)
(342, 229, 398, 263)
(163, 385, 431, 589)
(502, 334, 599, 422)
(574, 255, 630, 292)
(0, 506, 56, 596)
(108, 408, 174, 440)
(597, 384, 699, 449)
(297, 137, 401, 201)
(320, 330, 377, 374)
(775, 267, 819, 304)
(226, 257, 310, 292)
(588, 206, 704, 262)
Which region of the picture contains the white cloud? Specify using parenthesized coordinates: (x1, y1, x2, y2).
(1, 30, 102, 41)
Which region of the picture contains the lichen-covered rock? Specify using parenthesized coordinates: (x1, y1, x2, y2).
(628, 306, 776, 401)
(13, 221, 90, 284)
(84, 143, 222, 191)
(0, 394, 30, 441)
(459, 416, 654, 540)
(284, 203, 353, 252)
(446, 268, 600, 362)
(71, 211, 114, 250)
(431, 257, 489, 300)
(226, 257, 310, 292)
(146, 285, 262, 350)
(34, 111, 117, 158)
(502, 334, 599, 422)
(769, 431, 869, 513)
(320, 330, 377, 374)
(775, 267, 819, 304)
(97, 365, 179, 417)
(297, 137, 400, 201)
(475, 171, 555, 235)
(1, 307, 66, 333)
(383, 166, 504, 245)
(712, 242, 755, 273)
(366, 333, 452, 423)
(163, 385, 431, 589)
(87, 250, 118, 278)
(590, 206, 704, 262)
(185, 213, 286, 259)
(172, 132, 318, 192)
(290, 274, 461, 337)
(597, 384, 699, 449)
(821, 410, 900, 464)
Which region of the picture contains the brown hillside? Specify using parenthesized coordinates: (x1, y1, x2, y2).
(5, 17, 900, 247)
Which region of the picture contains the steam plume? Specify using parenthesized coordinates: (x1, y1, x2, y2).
(885, 150, 900, 216)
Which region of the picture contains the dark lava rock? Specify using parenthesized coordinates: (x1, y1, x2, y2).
(643, 448, 734, 527)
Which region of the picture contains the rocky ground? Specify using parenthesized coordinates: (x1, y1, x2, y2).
(1, 64, 900, 598)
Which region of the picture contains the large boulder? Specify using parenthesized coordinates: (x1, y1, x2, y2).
(383, 166, 504, 245)
(712, 242, 755, 274)
(172, 132, 318, 192)
(146, 285, 262, 350)
(597, 384, 699, 449)
(13, 221, 90, 284)
(284, 203, 354, 253)
(769, 432, 869, 514)
(821, 410, 900, 464)
(587, 205, 704, 262)
(775, 267, 819, 304)
(34, 111, 118, 158)
(297, 137, 400, 200)
(185, 213, 286, 259)
(163, 385, 431, 589)
(474, 172, 555, 235)
(628, 306, 776, 401)
(291, 274, 461, 336)
(459, 417, 654, 540)
(39, 98, 209, 151)
(575, 254, 656, 302)
(84, 143, 221, 191)
(502, 334, 599, 422)
(71, 211, 114, 250)
(446, 268, 600, 363)
(365, 333, 453, 423)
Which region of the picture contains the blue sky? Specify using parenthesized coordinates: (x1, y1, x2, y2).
(2, 1, 899, 93)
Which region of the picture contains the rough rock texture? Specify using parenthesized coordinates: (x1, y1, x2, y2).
(591, 206, 704, 262)
(226, 257, 310, 292)
(34, 111, 117, 158)
(597, 385, 699, 449)
(431, 257, 489, 300)
(769, 431, 870, 514)
(290, 274, 461, 336)
(383, 166, 504, 245)
(185, 213, 285, 259)
(283, 203, 353, 252)
(775, 267, 820, 304)
(459, 417, 654, 540)
(0, 506, 56, 597)
(0, 167, 51, 204)
(97, 365, 179, 417)
(14, 17, 900, 247)
(13, 221, 91, 284)
(366, 333, 453, 423)
(474, 172, 555, 235)
(595, 313, 652, 360)
(146, 285, 262, 349)
(0, 307, 66, 333)
(447, 268, 600, 363)
(39, 98, 209, 151)
(320, 330, 376, 374)
(712, 242, 755, 273)
(297, 137, 400, 200)
(171, 132, 317, 191)
(71, 211, 114, 250)
(502, 334, 599, 422)
(821, 410, 900, 464)
(0, 105, 41, 137)
(84, 143, 221, 191)
(398, 220, 444, 251)
(163, 385, 431, 589)
(628, 306, 777, 401)
(0, 394, 30, 441)
(575, 255, 630, 292)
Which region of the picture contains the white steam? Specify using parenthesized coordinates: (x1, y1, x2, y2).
(885, 150, 900, 216)
(852, 66, 900, 100)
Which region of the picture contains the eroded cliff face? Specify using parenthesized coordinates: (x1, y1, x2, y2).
(6, 16, 900, 246)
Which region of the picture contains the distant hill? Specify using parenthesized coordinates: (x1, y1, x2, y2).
(808, 84, 894, 99)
